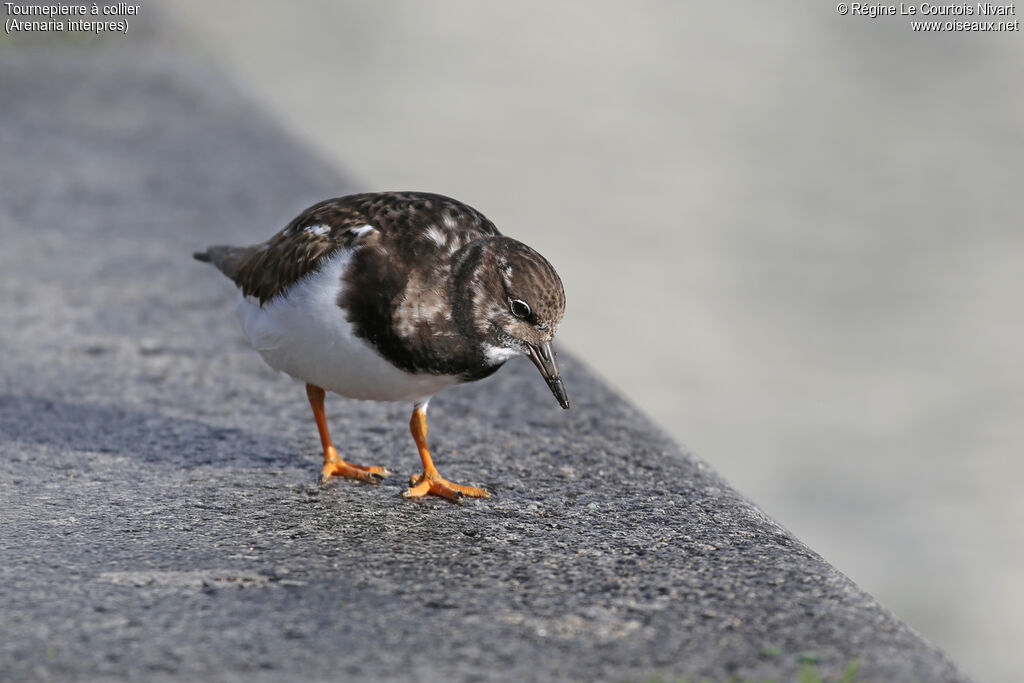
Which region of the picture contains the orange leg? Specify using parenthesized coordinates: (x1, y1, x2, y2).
(402, 404, 490, 501)
(306, 384, 391, 483)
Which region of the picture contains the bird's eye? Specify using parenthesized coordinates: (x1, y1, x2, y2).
(510, 299, 531, 319)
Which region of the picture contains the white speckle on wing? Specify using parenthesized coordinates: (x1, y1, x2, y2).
(424, 226, 448, 248)
(350, 224, 376, 238)
(305, 224, 330, 236)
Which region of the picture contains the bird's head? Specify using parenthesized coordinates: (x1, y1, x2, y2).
(453, 236, 569, 409)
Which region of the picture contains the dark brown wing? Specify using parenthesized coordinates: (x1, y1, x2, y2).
(197, 192, 501, 305)
(225, 199, 373, 303)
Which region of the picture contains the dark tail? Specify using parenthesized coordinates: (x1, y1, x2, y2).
(192, 245, 252, 278)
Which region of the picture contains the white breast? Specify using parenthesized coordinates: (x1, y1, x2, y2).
(235, 250, 461, 402)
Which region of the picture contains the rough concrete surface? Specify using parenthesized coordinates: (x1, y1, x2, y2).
(0, 41, 969, 683)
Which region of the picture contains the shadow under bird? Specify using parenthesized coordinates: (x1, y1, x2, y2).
(194, 191, 568, 501)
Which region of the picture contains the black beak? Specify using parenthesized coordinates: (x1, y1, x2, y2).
(527, 341, 569, 409)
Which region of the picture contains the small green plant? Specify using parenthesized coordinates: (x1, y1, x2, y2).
(838, 661, 861, 683)
(797, 659, 860, 683)
(639, 657, 860, 683)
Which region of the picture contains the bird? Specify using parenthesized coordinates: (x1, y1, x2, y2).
(194, 191, 568, 501)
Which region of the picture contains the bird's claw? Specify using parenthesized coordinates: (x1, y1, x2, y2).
(402, 471, 490, 502)
(320, 458, 392, 484)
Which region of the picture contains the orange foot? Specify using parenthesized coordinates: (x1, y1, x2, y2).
(306, 383, 392, 485)
(402, 404, 491, 502)
(402, 470, 491, 501)
(320, 456, 392, 484)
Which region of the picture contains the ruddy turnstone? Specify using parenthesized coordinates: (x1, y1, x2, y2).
(194, 192, 568, 500)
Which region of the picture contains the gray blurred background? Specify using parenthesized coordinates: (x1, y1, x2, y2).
(160, 3, 1023, 680)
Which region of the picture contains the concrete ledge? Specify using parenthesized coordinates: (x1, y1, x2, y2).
(0, 38, 969, 683)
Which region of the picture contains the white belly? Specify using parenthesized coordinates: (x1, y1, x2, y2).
(235, 250, 460, 402)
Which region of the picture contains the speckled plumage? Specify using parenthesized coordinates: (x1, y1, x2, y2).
(195, 191, 566, 392)
(225, 192, 499, 305)
(194, 191, 568, 500)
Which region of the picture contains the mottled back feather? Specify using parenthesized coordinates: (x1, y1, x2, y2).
(196, 192, 499, 305)
(195, 191, 563, 380)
